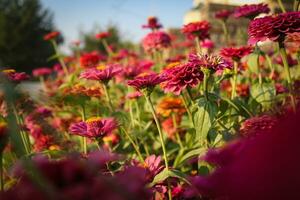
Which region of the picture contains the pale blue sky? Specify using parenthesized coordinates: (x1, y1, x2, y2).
(41, 0, 192, 50)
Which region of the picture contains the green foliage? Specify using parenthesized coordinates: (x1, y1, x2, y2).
(0, 0, 59, 72)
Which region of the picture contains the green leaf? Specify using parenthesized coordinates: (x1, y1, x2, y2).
(250, 83, 275, 109)
(193, 97, 218, 142)
(177, 147, 206, 166)
(47, 53, 62, 62)
(150, 168, 190, 187)
(247, 53, 259, 74)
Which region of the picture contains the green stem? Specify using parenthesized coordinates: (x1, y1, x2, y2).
(221, 20, 229, 45)
(265, 54, 275, 79)
(277, 0, 286, 13)
(172, 113, 183, 149)
(279, 45, 296, 112)
(129, 100, 135, 128)
(202, 70, 209, 100)
(181, 93, 194, 127)
(51, 40, 69, 75)
(120, 127, 144, 163)
(81, 105, 87, 154)
(102, 39, 113, 56)
(103, 84, 114, 112)
(195, 37, 201, 54)
(231, 61, 238, 99)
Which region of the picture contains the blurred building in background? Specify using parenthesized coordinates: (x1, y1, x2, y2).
(184, 0, 294, 46)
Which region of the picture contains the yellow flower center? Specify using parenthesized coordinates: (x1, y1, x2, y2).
(2, 69, 15, 74)
(86, 117, 102, 124)
(96, 65, 106, 70)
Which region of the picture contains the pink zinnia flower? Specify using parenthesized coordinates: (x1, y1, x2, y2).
(181, 21, 210, 40)
(220, 46, 253, 61)
(248, 12, 300, 45)
(161, 60, 203, 95)
(43, 31, 60, 41)
(215, 9, 232, 21)
(234, 3, 270, 19)
(80, 52, 105, 68)
(126, 91, 143, 99)
(69, 117, 118, 138)
(189, 53, 232, 72)
(240, 115, 277, 137)
(32, 67, 52, 77)
(142, 16, 162, 30)
(127, 73, 166, 93)
(201, 39, 215, 49)
(142, 31, 171, 52)
(144, 155, 164, 182)
(95, 32, 110, 40)
(2, 69, 29, 83)
(80, 65, 121, 84)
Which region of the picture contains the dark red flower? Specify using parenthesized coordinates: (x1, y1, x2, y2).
(240, 115, 277, 137)
(181, 21, 210, 40)
(234, 3, 270, 19)
(32, 67, 52, 77)
(2, 69, 29, 83)
(220, 46, 253, 61)
(127, 73, 166, 93)
(43, 31, 60, 41)
(142, 31, 171, 52)
(95, 32, 110, 39)
(248, 12, 300, 45)
(142, 16, 162, 30)
(215, 9, 232, 21)
(201, 39, 215, 49)
(189, 53, 232, 72)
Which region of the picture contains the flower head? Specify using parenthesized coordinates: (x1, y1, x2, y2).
(215, 9, 232, 21)
(201, 39, 215, 49)
(80, 65, 121, 84)
(143, 155, 164, 182)
(95, 32, 110, 40)
(69, 117, 118, 138)
(1, 69, 29, 83)
(80, 52, 104, 68)
(181, 21, 210, 40)
(161, 60, 203, 95)
(157, 97, 185, 117)
(220, 46, 253, 61)
(142, 16, 162, 30)
(43, 31, 60, 41)
(248, 12, 300, 45)
(240, 115, 277, 137)
(189, 53, 232, 72)
(32, 67, 52, 77)
(285, 32, 300, 52)
(142, 31, 171, 52)
(127, 73, 166, 94)
(234, 3, 270, 19)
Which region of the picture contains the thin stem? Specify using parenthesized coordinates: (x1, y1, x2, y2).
(172, 113, 183, 149)
(145, 95, 169, 169)
(51, 40, 69, 75)
(120, 127, 144, 163)
(102, 39, 113, 56)
(0, 153, 3, 191)
(277, 0, 286, 13)
(221, 20, 229, 45)
(279, 45, 296, 112)
(103, 84, 114, 112)
(202, 70, 209, 100)
(231, 61, 238, 99)
(265, 54, 275, 79)
(81, 105, 87, 154)
(129, 100, 135, 128)
(195, 37, 201, 54)
(180, 93, 194, 127)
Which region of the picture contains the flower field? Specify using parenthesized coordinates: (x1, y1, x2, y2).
(0, 2, 300, 200)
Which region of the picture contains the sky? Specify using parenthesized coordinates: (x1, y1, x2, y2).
(41, 0, 192, 51)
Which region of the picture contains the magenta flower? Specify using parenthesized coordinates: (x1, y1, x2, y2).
(200, 39, 215, 49)
(234, 3, 270, 19)
(142, 16, 162, 30)
(32, 67, 52, 77)
(122, 62, 152, 79)
(189, 53, 232, 72)
(69, 117, 118, 138)
(80, 65, 122, 84)
(126, 91, 143, 99)
(215, 9, 232, 21)
(161, 61, 203, 95)
(220, 46, 253, 61)
(127, 73, 166, 94)
(1, 69, 29, 83)
(142, 31, 171, 52)
(144, 155, 164, 181)
(248, 12, 300, 45)
(181, 21, 210, 41)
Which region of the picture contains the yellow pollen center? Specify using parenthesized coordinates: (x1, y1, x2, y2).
(86, 117, 102, 123)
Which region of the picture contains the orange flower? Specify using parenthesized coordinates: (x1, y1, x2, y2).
(66, 84, 102, 97)
(156, 97, 185, 117)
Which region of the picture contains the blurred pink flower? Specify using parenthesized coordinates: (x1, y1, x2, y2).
(142, 16, 162, 30)
(181, 21, 210, 41)
(142, 31, 171, 52)
(215, 9, 232, 21)
(32, 67, 52, 77)
(220, 46, 253, 61)
(80, 65, 121, 84)
(234, 3, 270, 19)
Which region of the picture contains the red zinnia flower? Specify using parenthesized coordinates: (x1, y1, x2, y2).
(142, 31, 171, 52)
(43, 31, 60, 41)
(189, 53, 232, 72)
(142, 16, 162, 30)
(181, 21, 210, 41)
(248, 12, 300, 45)
(240, 115, 277, 137)
(220, 46, 253, 61)
(127, 73, 166, 93)
(234, 3, 270, 19)
(1, 69, 29, 83)
(215, 9, 232, 21)
(69, 117, 118, 138)
(201, 39, 215, 49)
(80, 65, 122, 84)
(32, 67, 52, 77)
(80, 52, 104, 68)
(95, 32, 110, 40)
